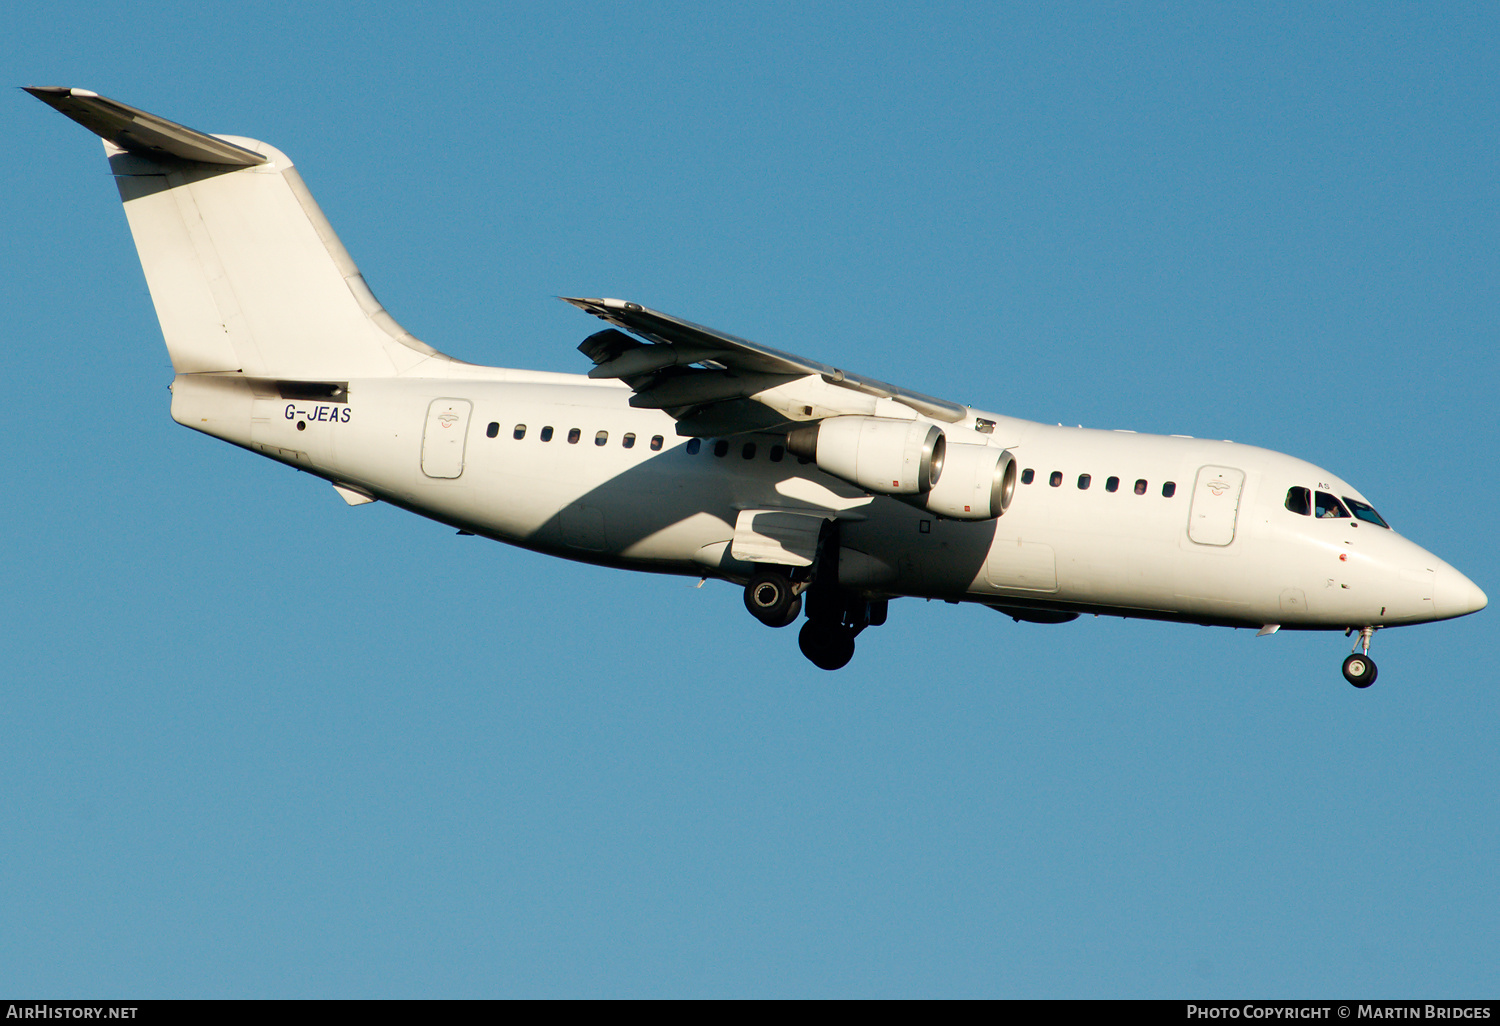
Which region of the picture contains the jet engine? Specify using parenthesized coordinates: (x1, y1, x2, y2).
(909, 442, 1016, 520)
(785, 416, 945, 495)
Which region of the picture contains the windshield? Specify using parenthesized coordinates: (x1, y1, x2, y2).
(1344, 497, 1390, 528)
(1315, 492, 1349, 519)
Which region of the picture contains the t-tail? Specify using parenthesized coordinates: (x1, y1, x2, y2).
(27, 87, 452, 383)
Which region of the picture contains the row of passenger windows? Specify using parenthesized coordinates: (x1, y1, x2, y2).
(685, 438, 791, 462)
(487, 421, 667, 450)
(1019, 467, 1176, 498)
(1284, 487, 1389, 527)
(485, 423, 797, 463)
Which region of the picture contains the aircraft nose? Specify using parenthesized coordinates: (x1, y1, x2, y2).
(1434, 563, 1487, 619)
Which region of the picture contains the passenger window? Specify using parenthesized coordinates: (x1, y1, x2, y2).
(567, 428, 581, 444)
(1285, 486, 1312, 516)
(512, 424, 525, 440)
(595, 430, 608, 446)
(742, 443, 757, 460)
(769, 445, 784, 463)
(1344, 497, 1390, 528)
(1049, 471, 1063, 487)
(1134, 479, 1147, 495)
(1315, 491, 1350, 518)
(1162, 482, 1176, 498)
(1078, 474, 1091, 490)
(622, 433, 636, 449)
(486, 422, 499, 439)
(540, 426, 554, 442)
(650, 435, 664, 451)
(1105, 476, 1119, 492)
(713, 440, 729, 458)
(1021, 469, 1035, 485)
(686, 438, 701, 455)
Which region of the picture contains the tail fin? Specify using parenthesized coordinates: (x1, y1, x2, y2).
(28, 87, 447, 379)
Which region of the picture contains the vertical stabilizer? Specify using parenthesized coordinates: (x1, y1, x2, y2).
(28, 87, 447, 380)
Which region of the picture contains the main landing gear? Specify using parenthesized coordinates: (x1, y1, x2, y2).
(740, 520, 888, 670)
(1342, 626, 1378, 688)
(795, 592, 888, 671)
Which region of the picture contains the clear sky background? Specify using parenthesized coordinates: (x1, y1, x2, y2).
(4, 1, 1496, 998)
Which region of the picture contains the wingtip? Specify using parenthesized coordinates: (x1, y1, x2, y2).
(24, 85, 96, 100)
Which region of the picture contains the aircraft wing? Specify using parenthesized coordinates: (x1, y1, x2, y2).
(562, 297, 967, 435)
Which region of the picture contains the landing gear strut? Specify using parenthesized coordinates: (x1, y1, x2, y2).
(795, 520, 888, 670)
(1342, 626, 1378, 688)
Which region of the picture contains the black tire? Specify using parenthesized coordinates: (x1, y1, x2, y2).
(744, 571, 796, 627)
(1342, 652, 1377, 688)
(768, 594, 802, 629)
(799, 621, 856, 671)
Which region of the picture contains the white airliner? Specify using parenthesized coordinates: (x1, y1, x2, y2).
(29, 87, 1486, 684)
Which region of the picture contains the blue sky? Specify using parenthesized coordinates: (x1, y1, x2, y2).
(4, 1, 1496, 997)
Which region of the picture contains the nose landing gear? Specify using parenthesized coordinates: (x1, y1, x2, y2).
(1342, 626, 1378, 688)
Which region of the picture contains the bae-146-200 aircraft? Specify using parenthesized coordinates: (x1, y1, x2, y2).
(28, 87, 1486, 683)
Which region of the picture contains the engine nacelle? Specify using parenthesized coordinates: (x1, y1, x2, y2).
(785, 416, 945, 495)
(909, 442, 1016, 520)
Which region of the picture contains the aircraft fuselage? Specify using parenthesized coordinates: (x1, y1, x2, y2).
(170, 370, 1476, 633)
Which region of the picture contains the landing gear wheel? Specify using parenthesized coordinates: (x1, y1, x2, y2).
(799, 621, 856, 671)
(744, 571, 799, 628)
(769, 595, 803, 628)
(1342, 652, 1377, 688)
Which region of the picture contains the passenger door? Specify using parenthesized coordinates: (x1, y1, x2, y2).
(1187, 465, 1245, 546)
(421, 398, 473, 479)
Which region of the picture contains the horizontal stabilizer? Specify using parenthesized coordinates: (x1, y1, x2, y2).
(24, 87, 267, 165)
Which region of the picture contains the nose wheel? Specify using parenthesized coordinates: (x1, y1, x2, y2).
(1342, 652, 1377, 688)
(1342, 627, 1378, 688)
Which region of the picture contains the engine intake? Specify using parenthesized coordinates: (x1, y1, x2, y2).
(786, 416, 945, 495)
(910, 443, 1016, 520)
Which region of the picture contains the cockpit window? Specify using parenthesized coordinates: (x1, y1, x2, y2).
(1344, 497, 1390, 529)
(1285, 486, 1311, 516)
(1315, 491, 1349, 519)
